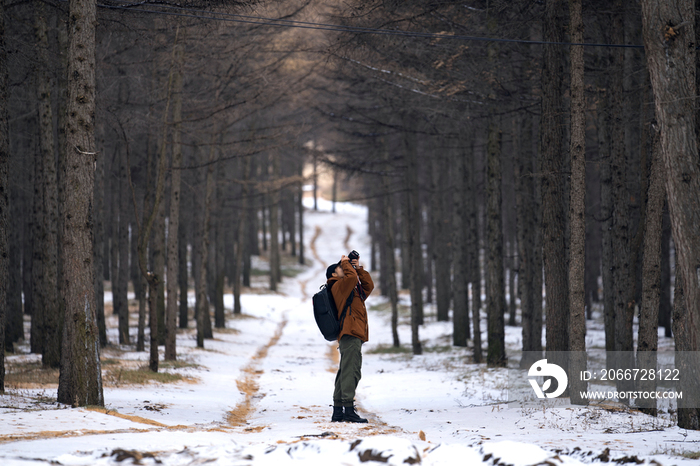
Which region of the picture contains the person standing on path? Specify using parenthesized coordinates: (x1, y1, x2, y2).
(326, 253, 374, 423)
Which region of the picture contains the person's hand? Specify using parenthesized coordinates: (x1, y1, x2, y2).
(340, 255, 349, 262)
(351, 258, 359, 268)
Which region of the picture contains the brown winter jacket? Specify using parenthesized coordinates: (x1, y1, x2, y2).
(326, 258, 374, 343)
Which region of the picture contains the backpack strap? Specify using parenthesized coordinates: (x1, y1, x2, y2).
(338, 289, 354, 331)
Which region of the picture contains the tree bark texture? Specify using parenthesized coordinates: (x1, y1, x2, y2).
(165, 35, 183, 360)
(468, 141, 482, 363)
(0, 0, 9, 391)
(34, 2, 61, 368)
(541, 0, 569, 373)
(297, 157, 304, 266)
(196, 145, 216, 347)
(234, 156, 252, 315)
(486, 122, 506, 367)
(382, 184, 400, 348)
(30, 111, 45, 355)
(6, 193, 23, 352)
(269, 153, 281, 291)
(610, 3, 633, 389)
(117, 146, 130, 345)
(641, 0, 700, 429)
(515, 114, 542, 368)
(433, 154, 451, 323)
(57, 0, 103, 406)
(567, 0, 587, 405)
(637, 126, 663, 415)
(405, 128, 422, 355)
(93, 123, 106, 348)
(453, 151, 470, 347)
(597, 74, 616, 362)
(153, 182, 166, 345)
(672, 273, 700, 429)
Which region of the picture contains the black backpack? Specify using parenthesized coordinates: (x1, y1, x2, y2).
(313, 282, 354, 341)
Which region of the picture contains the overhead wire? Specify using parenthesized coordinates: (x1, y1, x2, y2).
(95, 1, 645, 49)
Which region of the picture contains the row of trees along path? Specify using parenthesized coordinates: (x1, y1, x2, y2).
(0, 0, 699, 430)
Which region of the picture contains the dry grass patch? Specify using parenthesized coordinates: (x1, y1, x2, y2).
(104, 366, 197, 387)
(3, 360, 59, 389)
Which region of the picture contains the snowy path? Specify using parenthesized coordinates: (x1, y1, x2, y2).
(1, 197, 699, 465)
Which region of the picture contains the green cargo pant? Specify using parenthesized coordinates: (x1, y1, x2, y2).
(333, 335, 363, 407)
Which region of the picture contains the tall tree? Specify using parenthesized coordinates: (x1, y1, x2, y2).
(453, 150, 470, 348)
(57, 0, 104, 406)
(0, 0, 9, 393)
(269, 153, 281, 291)
(433, 154, 451, 323)
(637, 125, 663, 415)
(381, 148, 400, 348)
(568, 0, 587, 405)
(515, 113, 542, 368)
(641, 0, 700, 429)
(405, 124, 423, 355)
(541, 0, 569, 377)
(610, 0, 633, 399)
(38, 4, 61, 368)
(165, 32, 184, 360)
(486, 122, 506, 367)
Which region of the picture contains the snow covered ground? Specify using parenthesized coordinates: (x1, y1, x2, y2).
(1, 195, 699, 465)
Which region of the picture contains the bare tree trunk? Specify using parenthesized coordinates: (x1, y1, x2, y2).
(434, 154, 451, 322)
(453, 150, 470, 347)
(165, 34, 183, 360)
(117, 146, 130, 345)
(568, 0, 587, 405)
(672, 272, 700, 428)
(405, 127, 422, 355)
(178, 203, 188, 328)
(297, 157, 304, 266)
(486, 121, 506, 367)
(400, 199, 411, 291)
(269, 154, 281, 291)
(30, 114, 45, 356)
(6, 192, 23, 351)
(34, 2, 61, 367)
(516, 114, 541, 368)
(234, 156, 251, 315)
(381, 149, 400, 348)
(94, 123, 106, 348)
(0, 0, 9, 391)
(541, 0, 569, 378)
(610, 2, 633, 402)
(57, 0, 103, 406)
(332, 165, 337, 213)
(641, 0, 700, 429)
(507, 239, 516, 327)
(469, 141, 482, 364)
(637, 125, 663, 415)
(196, 144, 216, 347)
(213, 166, 225, 328)
(312, 152, 318, 211)
(134, 221, 146, 351)
(659, 210, 672, 337)
(597, 71, 616, 364)
(153, 181, 166, 345)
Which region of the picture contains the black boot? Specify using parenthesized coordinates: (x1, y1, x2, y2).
(343, 405, 368, 423)
(331, 406, 344, 422)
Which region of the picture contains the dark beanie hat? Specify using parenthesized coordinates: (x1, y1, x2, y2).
(326, 262, 340, 279)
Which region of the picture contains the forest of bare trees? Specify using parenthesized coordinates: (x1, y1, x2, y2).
(1, 0, 699, 430)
